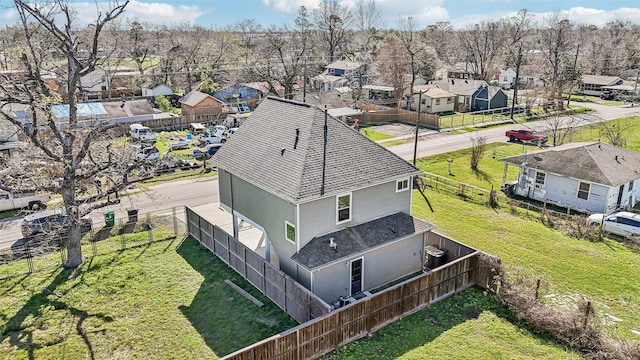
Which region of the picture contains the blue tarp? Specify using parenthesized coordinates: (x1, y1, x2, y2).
(52, 103, 108, 118)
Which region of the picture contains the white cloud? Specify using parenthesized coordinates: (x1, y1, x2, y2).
(0, 1, 205, 27)
(262, 0, 319, 14)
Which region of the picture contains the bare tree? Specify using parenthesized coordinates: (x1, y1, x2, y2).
(0, 0, 151, 269)
(353, 0, 385, 56)
(126, 20, 152, 75)
(373, 35, 409, 107)
(469, 135, 487, 170)
(459, 20, 508, 81)
(424, 22, 457, 64)
(540, 12, 574, 100)
(313, 0, 352, 62)
(542, 113, 582, 146)
(396, 16, 423, 95)
(599, 120, 630, 148)
(248, 7, 313, 99)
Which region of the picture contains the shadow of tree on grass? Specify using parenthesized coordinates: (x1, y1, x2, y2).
(176, 237, 297, 357)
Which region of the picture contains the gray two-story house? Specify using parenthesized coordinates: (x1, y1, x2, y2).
(211, 97, 434, 304)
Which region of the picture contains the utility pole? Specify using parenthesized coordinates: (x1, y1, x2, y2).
(567, 44, 580, 107)
(510, 43, 523, 121)
(303, 55, 307, 103)
(633, 65, 639, 107)
(412, 91, 423, 166)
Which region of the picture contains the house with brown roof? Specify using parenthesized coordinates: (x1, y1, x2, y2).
(500, 142, 640, 214)
(179, 90, 228, 117)
(579, 75, 623, 96)
(211, 97, 435, 304)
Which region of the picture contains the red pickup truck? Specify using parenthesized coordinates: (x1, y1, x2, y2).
(505, 129, 548, 144)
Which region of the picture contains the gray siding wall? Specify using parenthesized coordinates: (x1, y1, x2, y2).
(218, 170, 298, 275)
(312, 234, 424, 304)
(298, 180, 411, 249)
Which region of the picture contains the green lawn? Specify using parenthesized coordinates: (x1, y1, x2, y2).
(324, 288, 582, 360)
(359, 127, 394, 141)
(0, 237, 297, 359)
(411, 190, 640, 342)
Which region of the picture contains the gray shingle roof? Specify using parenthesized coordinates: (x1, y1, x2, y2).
(180, 91, 220, 107)
(291, 212, 435, 270)
(500, 142, 640, 186)
(211, 97, 421, 203)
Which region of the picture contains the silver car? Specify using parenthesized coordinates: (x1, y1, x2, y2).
(21, 209, 92, 239)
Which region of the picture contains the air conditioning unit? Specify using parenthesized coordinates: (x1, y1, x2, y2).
(534, 184, 542, 189)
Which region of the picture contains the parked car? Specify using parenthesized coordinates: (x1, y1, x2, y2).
(189, 122, 206, 135)
(226, 128, 239, 138)
(586, 211, 640, 238)
(198, 131, 226, 145)
(168, 137, 191, 151)
(134, 146, 160, 162)
(129, 124, 157, 143)
(0, 191, 50, 212)
(21, 209, 92, 239)
(600, 91, 615, 100)
(193, 143, 223, 160)
(505, 129, 548, 144)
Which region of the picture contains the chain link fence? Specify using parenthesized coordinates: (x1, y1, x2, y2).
(0, 207, 187, 278)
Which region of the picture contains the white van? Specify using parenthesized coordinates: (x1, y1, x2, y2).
(129, 124, 157, 143)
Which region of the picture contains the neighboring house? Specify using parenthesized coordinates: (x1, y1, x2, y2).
(79, 65, 138, 95)
(244, 81, 286, 98)
(211, 97, 435, 304)
(500, 142, 640, 214)
(498, 68, 517, 89)
(362, 85, 396, 104)
(214, 83, 261, 102)
(579, 75, 623, 96)
(141, 82, 172, 98)
(446, 62, 481, 80)
(179, 90, 228, 117)
(407, 85, 455, 114)
(312, 60, 366, 91)
(434, 79, 507, 112)
(471, 83, 508, 111)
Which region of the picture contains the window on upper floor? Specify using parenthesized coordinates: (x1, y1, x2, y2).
(577, 182, 591, 200)
(435, 99, 441, 105)
(629, 180, 634, 191)
(285, 221, 295, 243)
(535, 171, 546, 185)
(396, 178, 410, 192)
(337, 193, 352, 223)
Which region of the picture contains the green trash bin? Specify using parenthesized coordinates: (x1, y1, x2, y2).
(103, 210, 115, 227)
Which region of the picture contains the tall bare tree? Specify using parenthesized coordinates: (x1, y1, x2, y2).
(353, 0, 385, 57)
(540, 12, 574, 99)
(459, 20, 508, 81)
(396, 16, 423, 95)
(373, 35, 409, 107)
(0, 0, 149, 269)
(313, 0, 352, 62)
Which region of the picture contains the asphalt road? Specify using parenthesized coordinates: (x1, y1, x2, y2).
(0, 176, 218, 250)
(1, 102, 639, 249)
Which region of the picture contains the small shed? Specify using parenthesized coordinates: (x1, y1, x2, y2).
(141, 82, 173, 98)
(179, 91, 228, 117)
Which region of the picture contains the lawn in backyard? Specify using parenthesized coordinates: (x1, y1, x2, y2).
(323, 288, 582, 360)
(0, 236, 297, 359)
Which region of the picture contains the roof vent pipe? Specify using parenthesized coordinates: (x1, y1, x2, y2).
(321, 105, 328, 195)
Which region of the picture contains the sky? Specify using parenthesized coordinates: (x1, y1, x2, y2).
(1, 0, 640, 29)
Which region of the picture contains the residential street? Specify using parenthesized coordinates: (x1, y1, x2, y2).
(1, 102, 638, 249)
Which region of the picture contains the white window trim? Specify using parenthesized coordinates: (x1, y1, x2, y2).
(396, 178, 410, 193)
(577, 181, 591, 200)
(535, 171, 546, 185)
(285, 221, 296, 243)
(336, 192, 352, 224)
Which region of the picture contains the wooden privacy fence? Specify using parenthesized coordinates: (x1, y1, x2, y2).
(185, 206, 332, 324)
(223, 252, 488, 360)
(352, 108, 440, 128)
